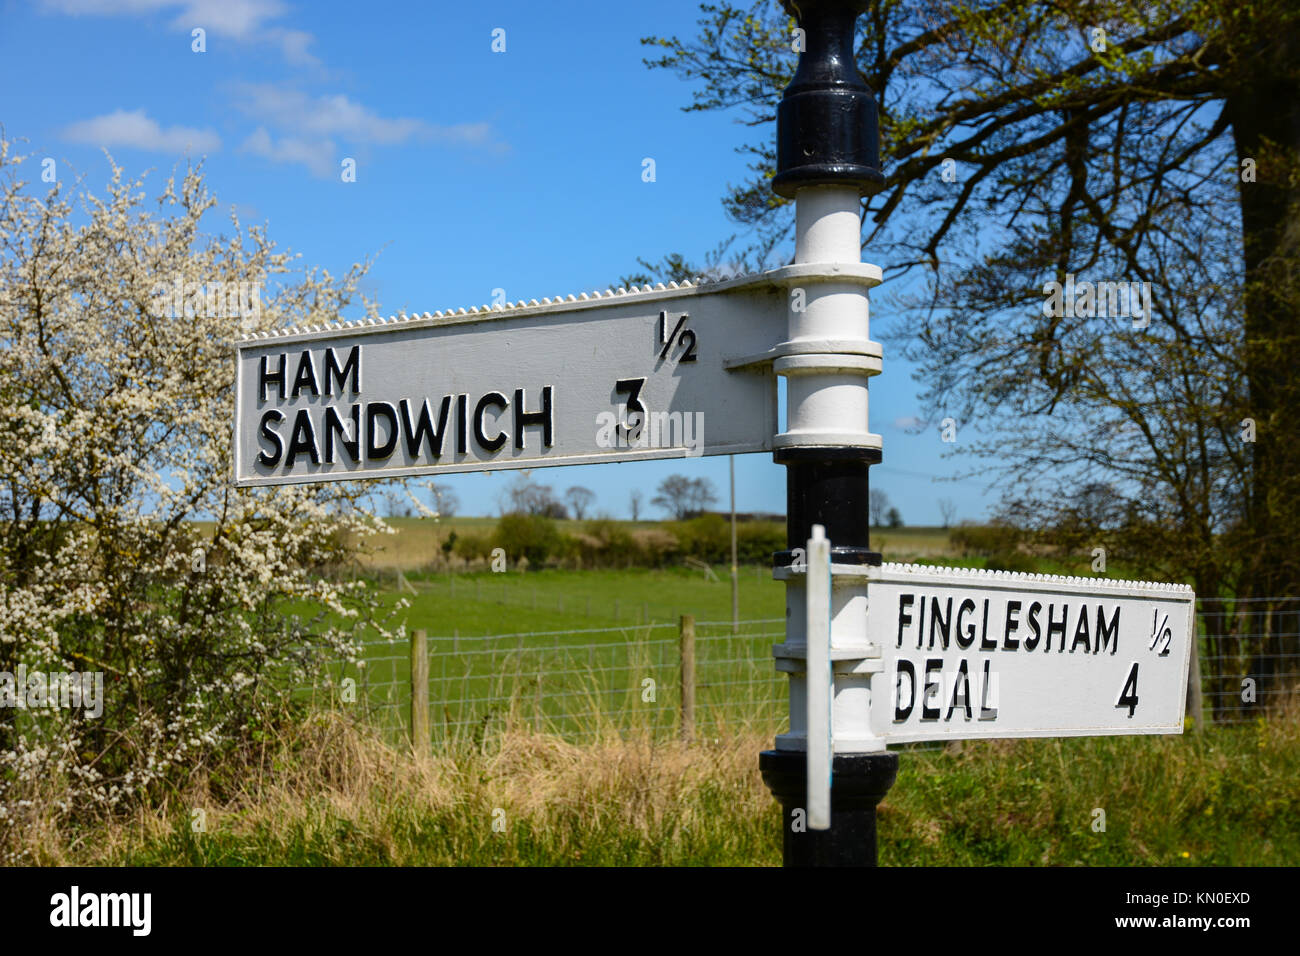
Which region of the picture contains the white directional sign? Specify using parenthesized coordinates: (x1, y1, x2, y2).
(865, 564, 1195, 743)
(233, 274, 805, 486)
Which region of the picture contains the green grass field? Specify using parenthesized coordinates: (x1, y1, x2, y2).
(305, 565, 789, 743)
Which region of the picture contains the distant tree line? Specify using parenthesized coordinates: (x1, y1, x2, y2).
(445, 513, 784, 571)
(391, 474, 728, 523)
(390, 473, 920, 568)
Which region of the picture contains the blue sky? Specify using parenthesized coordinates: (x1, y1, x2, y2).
(0, 0, 998, 524)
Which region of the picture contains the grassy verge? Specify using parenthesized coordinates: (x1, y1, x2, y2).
(37, 707, 1298, 867)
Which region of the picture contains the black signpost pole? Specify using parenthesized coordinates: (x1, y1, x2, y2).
(758, 0, 898, 868)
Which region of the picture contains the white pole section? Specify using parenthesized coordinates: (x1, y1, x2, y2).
(778, 185, 879, 451)
(795, 186, 863, 262)
(772, 183, 884, 757)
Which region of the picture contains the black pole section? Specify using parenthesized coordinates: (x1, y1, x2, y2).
(760, 751, 898, 866)
(771, 0, 885, 200)
(761, 0, 898, 867)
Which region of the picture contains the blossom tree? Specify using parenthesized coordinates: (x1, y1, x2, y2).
(0, 137, 402, 857)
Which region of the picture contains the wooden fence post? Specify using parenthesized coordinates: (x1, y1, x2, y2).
(535, 673, 543, 733)
(679, 614, 696, 742)
(1186, 623, 1204, 729)
(410, 628, 429, 752)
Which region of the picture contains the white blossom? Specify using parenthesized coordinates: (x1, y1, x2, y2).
(0, 137, 401, 853)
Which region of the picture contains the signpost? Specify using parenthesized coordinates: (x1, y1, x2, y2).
(233, 0, 1197, 869)
(233, 276, 800, 486)
(868, 564, 1194, 742)
(756, 0, 899, 867)
(777, 560, 1194, 750)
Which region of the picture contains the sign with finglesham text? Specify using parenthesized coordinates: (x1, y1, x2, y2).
(865, 565, 1194, 743)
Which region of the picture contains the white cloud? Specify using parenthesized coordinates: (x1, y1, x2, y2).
(893, 415, 926, 431)
(43, 0, 280, 36)
(239, 127, 334, 178)
(231, 85, 505, 175)
(62, 109, 220, 154)
(233, 84, 492, 147)
(166, 0, 289, 38)
(40, 0, 316, 65)
(276, 29, 318, 67)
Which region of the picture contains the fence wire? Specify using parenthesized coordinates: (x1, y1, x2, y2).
(1197, 597, 1300, 724)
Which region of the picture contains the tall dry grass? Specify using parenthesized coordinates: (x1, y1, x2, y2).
(20, 707, 778, 866)
(12, 699, 1298, 866)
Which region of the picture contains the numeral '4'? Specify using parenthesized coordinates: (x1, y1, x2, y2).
(1116, 663, 1139, 718)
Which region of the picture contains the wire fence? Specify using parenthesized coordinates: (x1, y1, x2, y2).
(301, 617, 788, 746)
(1197, 597, 1300, 724)
(299, 597, 1299, 748)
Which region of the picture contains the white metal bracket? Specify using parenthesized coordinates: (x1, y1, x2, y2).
(806, 525, 833, 830)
